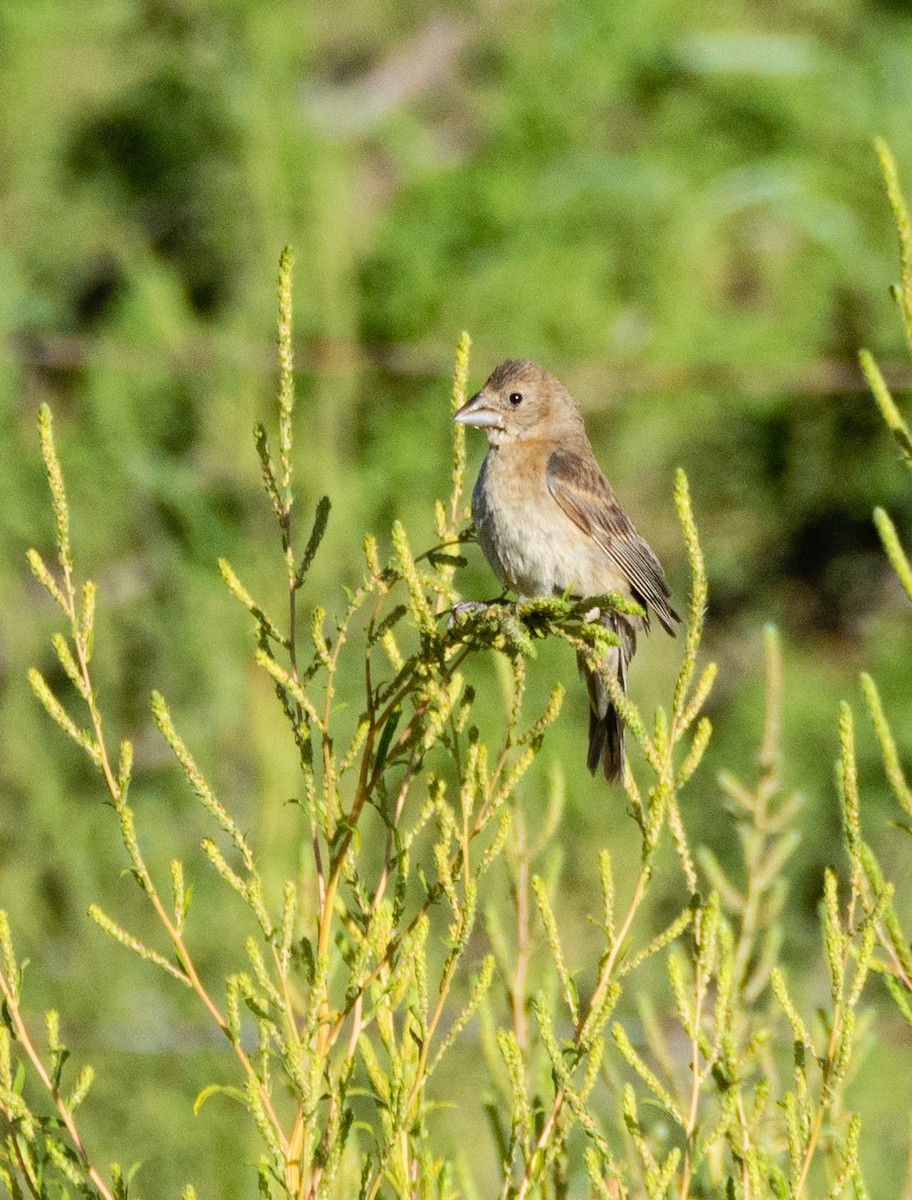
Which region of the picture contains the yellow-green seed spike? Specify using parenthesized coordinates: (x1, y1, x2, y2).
(298, 495, 331, 582)
(37, 404, 72, 579)
(392, 520, 436, 638)
(449, 332, 472, 525)
(531, 877, 578, 1022)
(80, 579, 96, 652)
(28, 669, 101, 766)
(822, 869, 845, 1005)
(652, 1147, 682, 1198)
(218, 558, 289, 646)
(88, 905, 190, 985)
(51, 632, 86, 698)
(276, 246, 295, 502)
(873, 507, 912, 600)
(770, 967, 814, 1052)
(599, 849, 615, 944)
(876, 138, 912, 348)
(676, 717, 712, 788)
(45, 1138, 82, 1187)
(825, 1112, 860, 1197)
(860, 672, 912, 817)
(430, 955, 495, 1074)
(253, 422, 282, 519)
(117, 740, 133, 800)
(151, 690, 255, 870)
(612, 1022, 684, 1127)
(676, 660, 718, 735)
(620, 908, 693, 980)
(784, 1092, 802, 1180)
(849, 911, 879, 1009)
(859, 349, 912, 465)
(26, 547, 67, 610)
(672, 468, 707, 726)
(67, 1064, 95, 1110)
(838, 702, 862, 865)
(45, 1010, 60, 1055)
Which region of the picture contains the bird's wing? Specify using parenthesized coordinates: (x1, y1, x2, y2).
(546, 448, 680, 634)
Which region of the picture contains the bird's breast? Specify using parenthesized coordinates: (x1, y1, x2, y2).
(472, 445, 628, 599)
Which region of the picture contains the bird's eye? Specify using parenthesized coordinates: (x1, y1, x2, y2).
(508, 392, 523, 406)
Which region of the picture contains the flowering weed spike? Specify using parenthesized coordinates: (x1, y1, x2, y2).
(672, 468, 707, 724)
(51, 632, 84, 695)
(151, 691, 255, 871)
(876, 138, 912, 347)
(429, 955, 495, 1073)
(218, 558, 289, 646)
(298, 495, 331, 582)
(838, 703, 862, 867)
(859, 350, 912, 465)
(26, 547, 66, 609)
(449, 331, 472, 524)
(531, 877, 578, 1022)
(80, 580, 96, 653)
(611, 1023, 684, 1127)
(276, 246, 295, 501)
(88, 906, 190, 986)
(37, 403, 72, 577)
(873, 507, 912, 599)
(771, 968, 814, 1052)
(254, 422, 283, 519)
(860, 673, 912, 816)
(28, 669, 100, 765)
(619, 907, 693, 979)
(822, 870, 845, 1005)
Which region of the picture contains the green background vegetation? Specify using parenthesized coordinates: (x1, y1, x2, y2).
(3, 0, 912, 1194)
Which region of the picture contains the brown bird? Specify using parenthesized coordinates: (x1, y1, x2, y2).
(454, 359, 679, 782)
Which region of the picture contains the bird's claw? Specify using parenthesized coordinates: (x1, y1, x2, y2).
(447, 599, 492, 629)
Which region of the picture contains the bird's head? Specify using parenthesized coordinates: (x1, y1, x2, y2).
(453, 359, 583, 446)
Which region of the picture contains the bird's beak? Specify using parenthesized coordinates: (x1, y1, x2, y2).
(453, 390, 503, 429)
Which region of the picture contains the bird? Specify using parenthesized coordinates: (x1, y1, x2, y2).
(453, 359, 679, 782)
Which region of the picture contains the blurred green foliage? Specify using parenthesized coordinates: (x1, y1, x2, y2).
(4, 0, 912, 1194)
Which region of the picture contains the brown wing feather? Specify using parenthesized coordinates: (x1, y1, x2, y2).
(546, 448, 680, 635)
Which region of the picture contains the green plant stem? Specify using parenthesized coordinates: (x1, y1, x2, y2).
(730, 775, 777, 991)
(516, 863, 652, 1200)
(793, 1015, 842, 1198)
(364, 947, 462, 1200)
(874, 924, 912, 992)
(0, 970, 115, 1200)
(735, 1094, 754, 1200)
(512, 811, 532, 1052)
(793, 885, 858, 1200)
(287, 511, 326, 906)
(60, 570, 290, 1160)
(292, 610, 473, 1196)
(679, 955, 706, 1200)
(9, 1132, 40, 1198)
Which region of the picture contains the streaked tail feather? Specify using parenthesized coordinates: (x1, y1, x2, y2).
(586, 698, 624, 780)
(579, 614, 637, 783)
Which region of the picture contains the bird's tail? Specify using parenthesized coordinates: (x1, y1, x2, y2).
(578, 614, 637, 783)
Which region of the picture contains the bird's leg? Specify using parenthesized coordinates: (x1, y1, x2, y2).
(449, 599, 490, 619)
(447, 596, 507, 628)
